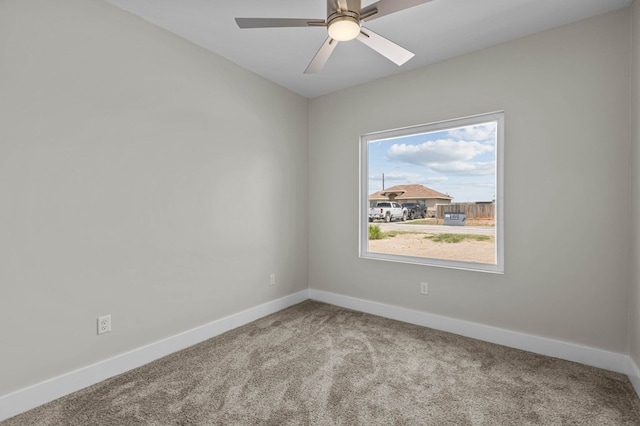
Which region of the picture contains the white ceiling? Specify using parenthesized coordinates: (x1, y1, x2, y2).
(104, 0, 632, 99)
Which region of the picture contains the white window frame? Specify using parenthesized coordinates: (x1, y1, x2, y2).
(359, 111, 504, 274)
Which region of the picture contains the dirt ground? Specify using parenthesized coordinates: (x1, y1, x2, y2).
(407, 218, 495, 227)
(368, 232, 496, 264)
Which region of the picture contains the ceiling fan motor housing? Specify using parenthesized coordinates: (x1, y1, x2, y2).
(326, 0, 363, 41)
(327, 11, 361, 41)
(327, 0, 361, 17)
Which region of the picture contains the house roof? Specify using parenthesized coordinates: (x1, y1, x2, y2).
(369, 184, 453, 201)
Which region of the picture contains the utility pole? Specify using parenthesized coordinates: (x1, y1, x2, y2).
(382, 173, 385, 190)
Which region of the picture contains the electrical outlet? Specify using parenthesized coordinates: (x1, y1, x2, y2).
(420, 282, 429, 295)
(269, 273, 276, 286)
(97, 315, 111, 335)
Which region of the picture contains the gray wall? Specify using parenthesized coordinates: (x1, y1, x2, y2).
(631, 0, 640, 367)
(309, 9, 631, 354)
(0, 0, 308, 395)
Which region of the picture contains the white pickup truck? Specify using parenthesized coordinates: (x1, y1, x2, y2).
(368, 202, 407, 222)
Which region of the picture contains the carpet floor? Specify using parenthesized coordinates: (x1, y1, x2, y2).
(4, 300, 640, 425)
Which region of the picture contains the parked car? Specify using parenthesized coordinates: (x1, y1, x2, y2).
(369, 202, 407, 222)
(401, 203, 427, 220)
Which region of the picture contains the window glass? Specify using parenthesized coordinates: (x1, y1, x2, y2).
(360, 112, 504, 273)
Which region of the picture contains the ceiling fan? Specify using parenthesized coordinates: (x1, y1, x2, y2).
(235, 0, 433, 74)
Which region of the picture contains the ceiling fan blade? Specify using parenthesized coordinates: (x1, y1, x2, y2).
(357, 28, 414, 66)
(235, 18, 326, 29)
(304, 37, 339, 74)
(359, 0, 433, 22)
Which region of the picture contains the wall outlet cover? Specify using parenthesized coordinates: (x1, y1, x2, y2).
(97, 315, 111, 335)
(420, 282, 429, 295)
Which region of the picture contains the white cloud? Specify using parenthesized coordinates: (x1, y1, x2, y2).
(430, 161, 495, 176)
(370, 172, 449, 184)
(369, 171, 423, 182)
(420, 176, 449, 184)
(448, 123, 496, 143)
(387, 139, 494, 166)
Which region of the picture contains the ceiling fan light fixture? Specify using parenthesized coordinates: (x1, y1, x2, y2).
(327, 15, 360, 41)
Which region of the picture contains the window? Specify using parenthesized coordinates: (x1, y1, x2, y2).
(360, 112, 504, 273)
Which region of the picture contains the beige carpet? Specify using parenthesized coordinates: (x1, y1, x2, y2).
(4, 301, 640, 425)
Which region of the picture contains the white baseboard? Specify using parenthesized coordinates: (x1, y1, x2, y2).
(627, 356, 640, 398)
(308, 289, 629, 375)
(0, 290, 309, 422)
(3, 288, 638, 422)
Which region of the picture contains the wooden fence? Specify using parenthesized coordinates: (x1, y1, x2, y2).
(436, 203, 495, 219)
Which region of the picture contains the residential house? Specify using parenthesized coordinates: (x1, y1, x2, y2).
(368, 184, 452, 214)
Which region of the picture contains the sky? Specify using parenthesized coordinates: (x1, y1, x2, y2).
(367, 121, 497, 202)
